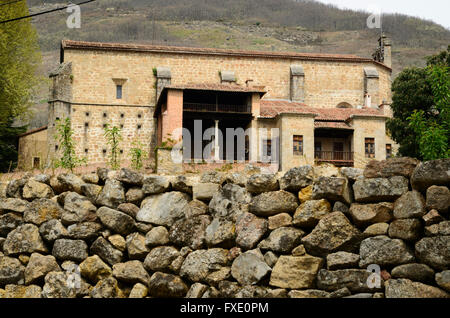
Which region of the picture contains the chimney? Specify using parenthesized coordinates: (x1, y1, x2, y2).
(373, 33, 392, 68)
(364, 93, 372, 108)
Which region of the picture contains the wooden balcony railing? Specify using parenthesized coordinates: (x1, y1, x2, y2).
(184, 102, 251, 113)
(315, 151, 354, 166)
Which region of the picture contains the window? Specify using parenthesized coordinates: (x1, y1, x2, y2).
(386, 144, 392, 159)
(116, 84, 123, 99)
(315, 142, 322, 159)
(264, 139, 272, 158)
(365, 138, 375, 158)
(293, 135, 303, 156)
(32, 157, 40, 169)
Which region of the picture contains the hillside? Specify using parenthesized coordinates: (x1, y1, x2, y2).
(24, 0, 450, 128)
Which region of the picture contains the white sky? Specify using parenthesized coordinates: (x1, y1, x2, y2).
(316, 0, 450, 29)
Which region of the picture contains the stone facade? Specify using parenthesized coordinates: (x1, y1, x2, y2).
(19, 37, 396, 171)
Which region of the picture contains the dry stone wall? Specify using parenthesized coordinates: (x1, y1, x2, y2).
(0, 158, 449, 298)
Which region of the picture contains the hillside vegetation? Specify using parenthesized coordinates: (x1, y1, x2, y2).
(23, 0, 450, 128)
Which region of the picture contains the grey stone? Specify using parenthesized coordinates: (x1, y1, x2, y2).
(125, 233, 149, 260)
(96, 179, 126, 209)
(264, 251, 279, 268)
(435, 271, 450, 292)
(426, 186, 449, 213)
(82, 173, 99, 184)
(326, 252, 360, 270)
(0, 213, 23, 236)
(117, 168, 144, 186)
(340, 167, 363, 182)
(125, 187, 144, 206)
(193, 183, 220, 202)
(117, 203, 140, 219)
(415, 236, 450, 270)
(169, 215, 211, 250)
(317, 269, 383, 293)
(359, 236, 415, 268)
(364, 158, 420, 178)
(333, 201, 349, 215)
(97, 206, 135, 235)
(246, 173, 279, 194)
(293, 199, 331, 228)
(388, 219, 422, 241)
(312, 177, 352, 204)
(90, 237, 124, 266)
(249, 191, 299, 217)
(411, 159, 450, 192)
(145, 226, 170, 247)
(3, 224, 48, 256)
(258, 227, 304, 254)
(136, 192, 190, 227)
(391, 263, 435, 283)
(302, 212, 362, 257)
(289, 290, 330, 298)
(231, 250, 271, 286)
(39, 219, 68, 242)
(112, 260, 150, 286)
(279, 166, 314, 192)
(353, 176, 409, 203)
(42, 271, 77, 298)
(205, 218, 236, 248)
(144, 246, 180, 272)
(22, 180, 54, 200)
(385, 278, 449, 298)
(52, 239, 88, 262)
(0, 256, 25, 286)
(236, 212, 268, 250)
(142, 175, 171, 195)
(0, 198, 29, 214)
(209, 184, 251, 221)
(63, 192, 97, 225)
(186, 282, 209, 298)
(180, 248, 229, 283)
(25, 253, 61, 285)
(67, 222, 102, 241)
(81, 183, 102, 202)
(363, 223, 389, 237)
(393, 191, 426, 219)
(349, 202, 393, 227)
(148, 272, 188, 298)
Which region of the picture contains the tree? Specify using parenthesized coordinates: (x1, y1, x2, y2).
(53, 118, 86, 172)
(0, 1, 41, 172)
(387, 47, 450, 160)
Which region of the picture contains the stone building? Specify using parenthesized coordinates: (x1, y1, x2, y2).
(18, 35, 397, 171)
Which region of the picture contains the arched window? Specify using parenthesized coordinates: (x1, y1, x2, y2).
(337, 102, 352, 109)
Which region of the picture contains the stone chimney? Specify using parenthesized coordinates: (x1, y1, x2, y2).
(372, 33, 392, 68)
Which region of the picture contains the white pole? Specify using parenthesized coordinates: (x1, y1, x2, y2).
(214, 120, 220, 161)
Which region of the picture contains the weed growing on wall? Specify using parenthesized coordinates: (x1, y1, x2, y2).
(129, 139, 147, 171)
(104, 124, 122, 170)
(54, 118, 86, 172)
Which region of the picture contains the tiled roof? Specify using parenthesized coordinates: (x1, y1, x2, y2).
(61, 40, 391, 69)
(259, 100, 386, 121)
(314, 121, 353, 129)
(18, 126, 48, 138)
(165, 83, 267, 94)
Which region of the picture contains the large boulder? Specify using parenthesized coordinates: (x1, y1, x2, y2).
(385, 279, 449, 298)
(90, 237, 124, 266)
(81, 183, 102, 203)
(302, 212, 362, 257)
(246, 173, 279, 194)
(231, 250, 271, 286)
(426, 186, 449, 214)
(249, 191, 299, 217)
(415, 236, 450, 270)
(112, 260, 150, 286)
(293, 199, 331, 228)
(169, 215, 212, 250)
(393, 191, 426, 219)
(24, 253, 61, 285)
(97, 207, 135, 235)
(349, 202, 393, 227)
(148, 272, 188, 298)
(209, 184, 252, 221)
(364, 158, 420, 178)
(22, 180, 54, 200)
(353, 176, 409, 203)
(6, 175, 30, 198)
(312, 177, 352, 204)
(258, 227, 304, 254)
(269, 255, 323, 289)
(116, 168, 144, 186)
(180, 248, 229, 283)
(142, 175, 171, 195)
(317, 269, 383, 293)
(391, 263, 435, 283)
(3, 224, 48, 256)
(411, 159, 450, 192)
(62, 192, 98, 225)
(359, 236, 415, 268)
(52, 239, 88, 262)
(340, 167, 363, 182)
(0, 256, 25, 286)
(96, 179, 126, 209)
(235, 212, 268, 250)
(279, 166, 314, 192)
(24, 198, 64, 226)
(136, 192, 190, 227)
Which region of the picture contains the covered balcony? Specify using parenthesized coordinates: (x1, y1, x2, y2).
(314, 122, 354, 167)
